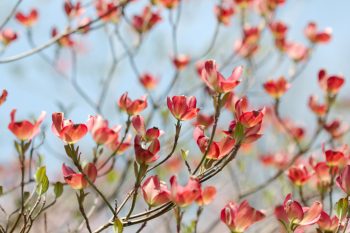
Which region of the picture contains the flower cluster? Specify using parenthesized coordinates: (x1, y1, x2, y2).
(141, 175, 216, 208)
(225, 98, 264, 144)
(275, 193, 323, 232)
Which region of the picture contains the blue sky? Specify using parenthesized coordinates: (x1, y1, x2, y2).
(0, 0, 349, 173)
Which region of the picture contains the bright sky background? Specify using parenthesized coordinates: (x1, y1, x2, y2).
(0, 0, 349, 186)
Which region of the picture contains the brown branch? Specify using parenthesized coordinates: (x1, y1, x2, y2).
(93, 143, 242, 232)
(0, 1, 130, 63)
(0, 0, 23, 31)
(147, 120, 181, 172)
(193, 94, 222, 174)
(239, 93, 333, 199)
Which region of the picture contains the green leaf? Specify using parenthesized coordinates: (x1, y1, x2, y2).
(221, 92, 231, 108)
(64, 145, 72, 157)
(181, 149, 189, 161)
(182, 221, 195, 233)
(35, 166, 47, 182)
(23, 141, 31, 153)
(113, 218, 124, 233)
(234, 122, 245, 141)
(54, 182, 64, 198)
(133, 161, 139, 178)
(106, 170, 118, 183)
(139, 164, 148, 178)
(35, 166, 49, 195)
(75, 146, 80, 157)
(0, 186, 3, 196)
(24, 191, 30, 202)
(14, 141, 21, 155)
(277, 219, 289, 232)
(204, 159, 214, 169)
(335, 197, 348, 219)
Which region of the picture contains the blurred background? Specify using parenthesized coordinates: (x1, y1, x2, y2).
(0, 0, 350, 232)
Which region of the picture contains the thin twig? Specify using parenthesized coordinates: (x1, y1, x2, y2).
(0, 0, 23, 31)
